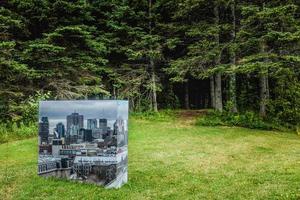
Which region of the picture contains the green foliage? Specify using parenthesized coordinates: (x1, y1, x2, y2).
(0, 123, 37, 143)
(22, 25, 109, 99)
(196, 110, 279, 130)
(0, 0, 300, 128)
(0, 92, 50, 125)
(19, 92, 50, 125)
(268, 68, 300, 128)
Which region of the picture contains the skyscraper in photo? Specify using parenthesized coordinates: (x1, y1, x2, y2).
(70, 124, 80, 136)
(87, 119, 97, 130)
(39, 117, 49, 144)
(83, 129, 93, 142)
(55, 122, 65, 138)
(99, 118, 107, 129)
(67, 112, 84, 133)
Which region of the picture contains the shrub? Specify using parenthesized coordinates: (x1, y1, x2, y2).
(0, 92, 50, 125)
(196, 110, 279, 130)
(0, 123, 37, 143)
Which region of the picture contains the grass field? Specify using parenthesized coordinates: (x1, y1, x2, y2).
(0, 114, 300, 200)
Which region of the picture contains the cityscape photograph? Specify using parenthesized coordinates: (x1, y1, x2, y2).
(38, 100, 128, 188)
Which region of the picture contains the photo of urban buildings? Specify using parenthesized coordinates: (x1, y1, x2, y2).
(38, 100, 128, 188)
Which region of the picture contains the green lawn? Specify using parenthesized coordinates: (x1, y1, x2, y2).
(1, 116, 300, 200)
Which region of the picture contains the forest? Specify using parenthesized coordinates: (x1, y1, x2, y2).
(1, 0, 300, 130)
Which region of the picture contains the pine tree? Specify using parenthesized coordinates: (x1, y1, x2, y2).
(237, 1, 300, 120)
(0, 6, 32, 123)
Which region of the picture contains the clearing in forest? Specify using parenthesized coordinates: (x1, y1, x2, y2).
(0, 113, 299, 199)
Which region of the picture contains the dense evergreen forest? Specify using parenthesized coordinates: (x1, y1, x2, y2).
(1, 0, 300, 129)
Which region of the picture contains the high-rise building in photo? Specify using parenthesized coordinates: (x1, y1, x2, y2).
(99, 118, 107, 129)
(67, 112, 84, 133)
(99, 118, 108, 132)
(56, 122, 65, 138)
(113, 119, 126, 147)
(83, 129, 93, 142)
(39, 117, 49, 144)
(87, 119, 97, 130)
(69, 124, 80, 136)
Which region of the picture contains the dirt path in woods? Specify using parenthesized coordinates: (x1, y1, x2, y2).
(175, 109, 208, 125)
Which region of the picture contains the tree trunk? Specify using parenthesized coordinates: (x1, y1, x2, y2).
(258, 1, 269, 118)
(148, 0, 158, 112)
(259, 75, 268, 118)
(184, 81, 190, 109)
(205, 94, 209, 108)
(229, 0, 238, 113)
(214, 4, 223, 112)
(229, 74, 237, 112)
(129, 97, 132, 111)
(215, 73, 223, 112)
(150, 59, 158, 112)
(113, 86, 116, 99)
(210, 76, 215, 108)
(259, 40, 269, 118)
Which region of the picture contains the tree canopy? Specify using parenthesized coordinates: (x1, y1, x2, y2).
(0, 0, 299, 128)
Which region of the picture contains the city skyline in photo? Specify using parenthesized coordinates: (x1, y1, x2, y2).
(39, 100, 128, 133)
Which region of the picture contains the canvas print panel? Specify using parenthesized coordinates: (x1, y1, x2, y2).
(38, 100, 128, 188)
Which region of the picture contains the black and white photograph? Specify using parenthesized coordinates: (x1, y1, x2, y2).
(38, 100, 128, 188)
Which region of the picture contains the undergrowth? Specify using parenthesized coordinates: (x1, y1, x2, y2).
(0, 123, 37, 143)
(196, 110, 287, 131)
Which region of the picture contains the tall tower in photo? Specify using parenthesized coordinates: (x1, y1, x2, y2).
(99, 118, 107, 129)
(87, 119, 97, 130)
(66, 112, 84, 132)
(99, 118, 108, 133)
(39, 116, 49, 144)
(55, 122, 65, 138)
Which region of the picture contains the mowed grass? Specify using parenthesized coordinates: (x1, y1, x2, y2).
(0, 116, 300, 200)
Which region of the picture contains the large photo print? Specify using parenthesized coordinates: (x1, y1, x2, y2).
(38, 100, 128, 188)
